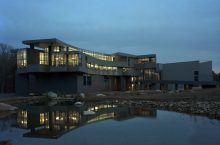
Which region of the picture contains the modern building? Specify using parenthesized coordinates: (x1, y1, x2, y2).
(16, 38, 216, 95)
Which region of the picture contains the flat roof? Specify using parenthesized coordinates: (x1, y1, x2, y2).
(22, 38, 156, 58)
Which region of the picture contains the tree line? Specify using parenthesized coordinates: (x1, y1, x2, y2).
(213, 71, 220, 81)
(0, 43, 17, 93)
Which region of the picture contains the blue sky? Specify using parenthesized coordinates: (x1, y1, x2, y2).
(0, 0, 220, 72)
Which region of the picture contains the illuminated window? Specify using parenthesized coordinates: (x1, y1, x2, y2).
(82, 50, 114, 61)
(39, 52, 48, 65)
(52, 54, 66, 67)
(53, 47, 60, 52)
(68, 54, 81, 67)
(86, 63, 118, 71)
(137, 58, 149, 64)
(69, 47, 78, 51)
(17, 50, 27, 68)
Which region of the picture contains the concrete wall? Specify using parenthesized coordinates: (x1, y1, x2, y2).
(77, 74, 110, 93)
(16, 72, 78, 95)
(30, 73, 77, 94)
(15, 73, 29, 95)
(162, 61, 199, 81)
(199, 61, 213, 81)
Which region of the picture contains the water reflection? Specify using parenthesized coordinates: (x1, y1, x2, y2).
(16, 102, 156, 139)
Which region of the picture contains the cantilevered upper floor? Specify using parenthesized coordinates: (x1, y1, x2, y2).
(17, 38, 159, 78)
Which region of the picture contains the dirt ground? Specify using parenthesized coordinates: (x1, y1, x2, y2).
(84, 88, 220, 102)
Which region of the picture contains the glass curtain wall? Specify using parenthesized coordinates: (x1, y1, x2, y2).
(17, 50, 27, 68)
(39, 52, 49, 65)
(52, 53, 66, 67)
(68, 53, 81, 67)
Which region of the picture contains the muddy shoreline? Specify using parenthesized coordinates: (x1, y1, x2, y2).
(1, 88, 220, 120)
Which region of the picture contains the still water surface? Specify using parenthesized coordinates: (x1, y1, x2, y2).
(0, 101, 220, 145)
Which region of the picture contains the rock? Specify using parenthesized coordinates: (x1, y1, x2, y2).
(96, 93, 106, 97)
(0, 103, 17, 111)
(47, 91, 58, 98)
(74, 101, 84, 106)
(79, 93, 85, 99)
(169, 103, 174, 108)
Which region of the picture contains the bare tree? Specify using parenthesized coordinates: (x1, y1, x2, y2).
(0, 43, 16, 93)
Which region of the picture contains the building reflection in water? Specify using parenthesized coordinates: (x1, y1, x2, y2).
(16, 102, 157, 139)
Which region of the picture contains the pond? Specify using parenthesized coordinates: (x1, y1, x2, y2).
(0, 101, 220, 145)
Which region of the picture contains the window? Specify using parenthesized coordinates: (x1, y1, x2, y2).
(69, 54, 81, 67)
(53, 47, 60, 52)
(137, 58, 149, 64)
(87, 76, 92, 85)
(17, 50, 27, 68)
(104, 76, 109, 82)
(51, 54, 66, 67)
(86, 63, 117, 71)
(194, 71, 199, 75)
(128, 58, 130, 66)
(83, 76, 87, 86)
(83, 75, 92, 86)
(194, 76, 199, 81)
(194, 71, 199, 81)
(39, 52, 48, 65)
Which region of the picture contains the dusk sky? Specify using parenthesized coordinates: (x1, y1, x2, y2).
(0, 0, 220, 72)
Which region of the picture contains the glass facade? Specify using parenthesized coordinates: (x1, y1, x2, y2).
(17, 110, 27, 128)
(137, 57, 156, 64)
(40, 112, 49, 125)
(68, 53, 81, 67)
(87, 63, 117, 71)
(51, 53, 66, 67)
(138, 69, 160, 80)
(17, 49, 27, 68)
(82, 50, 113, 61)
(39, 52, 49, 65)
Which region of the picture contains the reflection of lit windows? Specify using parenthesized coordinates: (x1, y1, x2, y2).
(88, 104, 117, 112)
(40, 113, 45, 124)
(40, 112, 49, 125)
(17, 50, 27, 68)
(68, 111, 80, 124)
(17, 110, 28, 128)
(87, 113, 115, 123)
